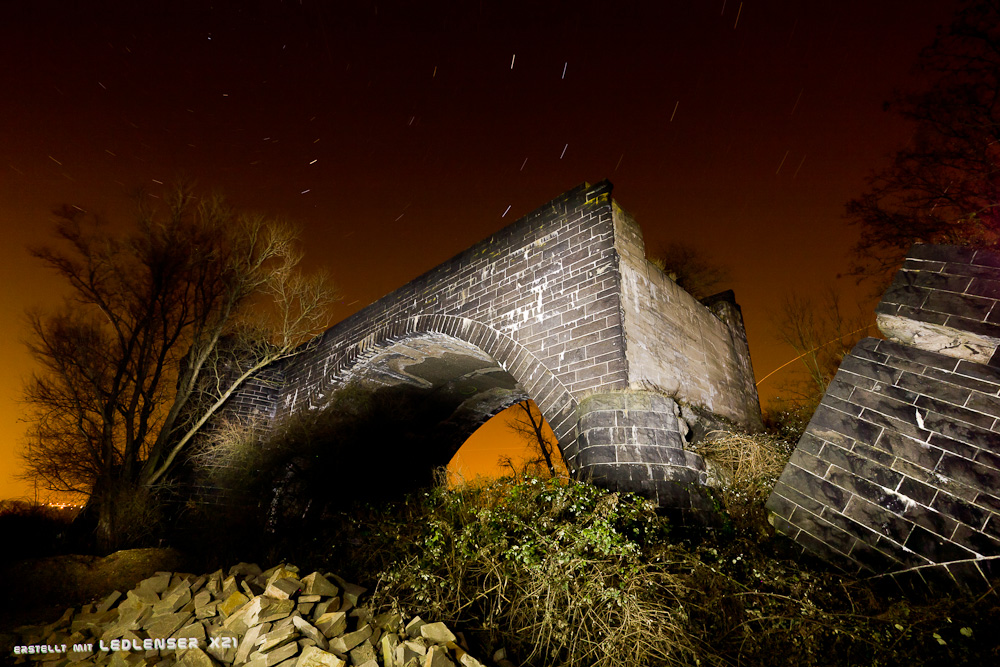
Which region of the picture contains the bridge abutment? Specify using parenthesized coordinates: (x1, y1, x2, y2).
(575, 391, 713, 512)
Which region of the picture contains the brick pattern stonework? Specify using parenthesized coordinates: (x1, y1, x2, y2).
(214, 181, 761, 510)
(576, 392, 713, 512)
(877, 244, 1000, 365)
(767, 244, 1000, 594)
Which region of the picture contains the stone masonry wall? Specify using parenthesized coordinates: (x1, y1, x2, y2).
(767, 244, 1000, 594)
(214, 180, 763, 510)
(575, 391, 714, 513)
(273, 182, 626, 452)
(612, 203, 762, 429)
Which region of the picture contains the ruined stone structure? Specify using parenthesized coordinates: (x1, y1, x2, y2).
(767, 244, 1000, 594)
(224, 180, 762, 510)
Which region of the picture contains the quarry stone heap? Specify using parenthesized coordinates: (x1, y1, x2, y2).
(11, 563, 507, 667)
(209, 180, 762, 513)
(767, 244, 1000, 595)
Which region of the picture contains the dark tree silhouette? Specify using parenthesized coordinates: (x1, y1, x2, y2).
(20, 188, 336, 550)
(502, 400, 562, 478)
(650, 242, 732, 300)
(847, 0, 1000, 279)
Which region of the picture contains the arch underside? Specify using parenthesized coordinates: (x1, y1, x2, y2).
(294, 315, 580, 470)
(347, 335, 529, 461)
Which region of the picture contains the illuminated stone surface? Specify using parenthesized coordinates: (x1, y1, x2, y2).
(216, 181, 762, 511)
(768, 244, 1000, 594)
(12, 564, 491, 667)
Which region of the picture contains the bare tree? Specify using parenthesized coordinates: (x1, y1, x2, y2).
(846, 0, 1000, 280)
(503, 400, 561, 477)
(766, 289, 875, 413)
(650, 242, 732, 300)
(20, 188, 336, 549)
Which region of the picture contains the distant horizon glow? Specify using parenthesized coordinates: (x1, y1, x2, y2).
(0, 0, 961, 500)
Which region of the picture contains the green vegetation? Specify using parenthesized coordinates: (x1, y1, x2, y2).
(8, 397, 998, 665)
(169, 407, 998, 667)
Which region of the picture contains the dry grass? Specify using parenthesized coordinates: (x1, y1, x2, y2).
(695, 430, 791, 488)
(694, 430, 794, 535)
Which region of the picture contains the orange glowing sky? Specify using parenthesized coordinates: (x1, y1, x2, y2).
(0, 0, 961, 501)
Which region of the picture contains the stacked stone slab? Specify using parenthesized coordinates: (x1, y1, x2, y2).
(11, 563, 500, 667)
(575, 392, 711, 511)
(766, 244, 1000, 594)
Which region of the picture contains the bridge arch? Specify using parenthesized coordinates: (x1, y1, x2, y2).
(279, 314, 580, 471)
(216, 180, 763, 514)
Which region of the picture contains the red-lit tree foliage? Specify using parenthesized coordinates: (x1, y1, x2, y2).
(847, 0, 1000, 279)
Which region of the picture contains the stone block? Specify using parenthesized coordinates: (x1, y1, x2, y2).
(312, 598, 339, 621)
(266, 577, 303, 600)
(173, 621, 206, 643)
(348, 640, 377, 665)
(206, 627, 239, 663)
(419, 622, 455, 645)
(424, 645, 456, 667)
(137, 572, 172, 597)
(328, 625, 372, 654)
(152, 586, 191, 615)
(316, 611, 347, 638)
(296, 646, 347, 667)
(292, 616, 328, 651)
(395, 642, 423, 666)
(380, 633, 400, 665)
(403, 616, 426, 639)
(259, 599, 297, 624)
(95, 591, 122, 614)
(177, 646, 215, 667)
(259, 624, 299, 652)
(145, 612, 192, 640)
(237, 624, 270, 664)
(301, 573, 340, 597)
(250, 640, 300, 667)
(327, 575, 366, 607)
(217, 591, 250, 617)
(455, 648, 486, 667)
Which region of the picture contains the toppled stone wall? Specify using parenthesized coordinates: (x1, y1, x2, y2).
(766, 244, 1000, 595)
(10, 562, 506, 667)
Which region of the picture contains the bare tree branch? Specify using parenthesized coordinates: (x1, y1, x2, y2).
(505, 400, 563, 478)
(19, 186, 337, 550)
(847, 0, 1000, 280)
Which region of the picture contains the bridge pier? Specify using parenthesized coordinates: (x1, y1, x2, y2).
(573, 391, 714, 513)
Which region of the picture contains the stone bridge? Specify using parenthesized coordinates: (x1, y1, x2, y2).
(224, 180, 762, 510)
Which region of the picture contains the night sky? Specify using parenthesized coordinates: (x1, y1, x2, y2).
(0, 0, 961, 500)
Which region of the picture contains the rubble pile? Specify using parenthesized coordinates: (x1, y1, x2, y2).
(12, 563, 513, 667)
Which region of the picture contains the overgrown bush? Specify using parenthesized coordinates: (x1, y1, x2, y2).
(371, 474, 704, 667)
(360, 470, 998, 667)
(762, 400, 815, 442)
